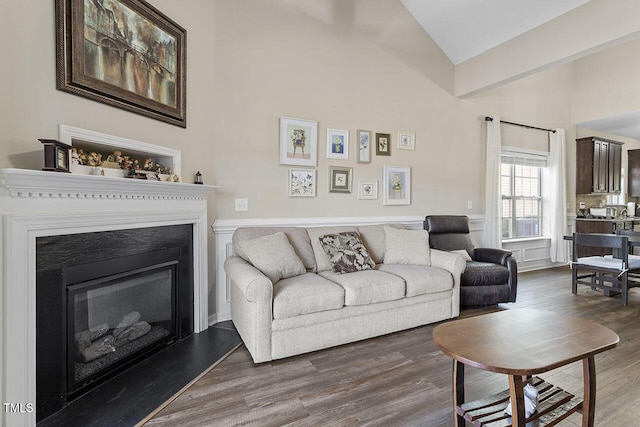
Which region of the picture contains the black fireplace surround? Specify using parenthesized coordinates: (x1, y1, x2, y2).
(36, 225, 194, 422)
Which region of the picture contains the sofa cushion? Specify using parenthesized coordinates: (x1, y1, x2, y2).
(238, 232, 306, 284)
(233, 227, 316, 270)
(384, 226, 431, 266)
(357, 224, 405, 264)
(307, 226, 358, 272)
(462, 261, 510, 286)
(378, 264, 453, 297)
(319, 232, 376, 274)
(319, 270, 405, 306)
(273, 273, 345, 320)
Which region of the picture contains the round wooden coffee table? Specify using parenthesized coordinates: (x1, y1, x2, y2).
(432, 309, 619, 427)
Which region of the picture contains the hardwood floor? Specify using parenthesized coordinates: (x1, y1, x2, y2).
(145, 267, 640, 426)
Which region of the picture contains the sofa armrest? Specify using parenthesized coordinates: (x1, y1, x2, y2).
(224, 255, 274, 363)
(473, 247, 513, 266)
(430, 249, 467, 317)
(224, 255, 273, 303)
(431, 249, 467, 276)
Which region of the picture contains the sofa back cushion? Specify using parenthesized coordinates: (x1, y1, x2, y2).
(384, 225, 431, 266)
(233, 227, 316, 270)
(306, 226, 358, 272)
(357, 224, 405, 264)
(238, 232, 307, 284)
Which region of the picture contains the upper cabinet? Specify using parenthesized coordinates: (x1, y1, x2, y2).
(628, 149, 640, 197)
(576, 137, 623, 194)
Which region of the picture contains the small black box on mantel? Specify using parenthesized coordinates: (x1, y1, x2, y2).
(39, 139, 72, 173)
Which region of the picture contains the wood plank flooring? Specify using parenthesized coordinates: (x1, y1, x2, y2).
(38, 323, 242, 427)
(145, 267, 640, 426)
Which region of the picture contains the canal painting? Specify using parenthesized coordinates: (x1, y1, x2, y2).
(56, 0, 186, 127)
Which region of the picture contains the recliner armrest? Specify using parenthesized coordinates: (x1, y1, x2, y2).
(473, 247, 513, 266)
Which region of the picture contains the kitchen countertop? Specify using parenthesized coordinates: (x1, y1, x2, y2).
(576, 217, 639, 222)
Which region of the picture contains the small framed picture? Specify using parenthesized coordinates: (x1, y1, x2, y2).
(288, 168, 316, 197)
(280, 116, 318, 166)
(329, 166, 352, 193)
(357, 130, 372, 163)
(398, 131, 415, 150)
(327, 128, 349, 160)
(376, 133, 391, 156)
(383, 165, 411, 205)
(358, 181, 378, 200)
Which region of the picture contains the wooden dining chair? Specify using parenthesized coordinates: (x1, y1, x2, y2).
(615, 229, 640, 255)
(571, 233, 640, 306)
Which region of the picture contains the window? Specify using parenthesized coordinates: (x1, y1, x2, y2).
(501, 151, 546, 239)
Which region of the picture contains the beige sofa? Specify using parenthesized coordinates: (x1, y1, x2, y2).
(224, 224, 466, 363)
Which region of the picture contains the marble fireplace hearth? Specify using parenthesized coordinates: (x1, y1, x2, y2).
(0, 168, 215, 426)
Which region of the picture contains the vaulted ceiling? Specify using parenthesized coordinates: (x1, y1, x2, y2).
(401, 0, 591, 65)
(401, 0, 640, 140)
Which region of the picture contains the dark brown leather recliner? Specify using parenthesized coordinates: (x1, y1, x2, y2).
(424, 215, 517, 306)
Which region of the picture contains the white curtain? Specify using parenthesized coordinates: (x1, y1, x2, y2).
(548, 129, 568, 262)
(484, 117, 502, 248)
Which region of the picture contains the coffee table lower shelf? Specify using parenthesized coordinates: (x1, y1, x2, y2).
(456, 377, 583, 427)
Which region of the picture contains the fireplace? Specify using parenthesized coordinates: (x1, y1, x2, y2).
(35, 225, 194, 421)
(1, 129, 215, 425)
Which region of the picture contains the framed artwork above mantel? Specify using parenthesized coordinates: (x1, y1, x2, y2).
(55, 0, 187, 127)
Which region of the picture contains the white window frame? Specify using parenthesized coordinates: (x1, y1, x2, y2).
(501, 147, 548, 241)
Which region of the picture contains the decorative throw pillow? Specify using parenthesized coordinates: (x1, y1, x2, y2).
(319, 232, 376, 274)
(383, 225, 431, 266)
(238, 232, 306, 284)
(451, 249, 472, 261)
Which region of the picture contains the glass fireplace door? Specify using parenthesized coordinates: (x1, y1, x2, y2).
(67, 261, 177, 395)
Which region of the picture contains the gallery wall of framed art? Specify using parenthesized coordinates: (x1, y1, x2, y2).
(278, 116, 415, 205)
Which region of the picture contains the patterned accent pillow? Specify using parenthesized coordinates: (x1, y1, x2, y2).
(319, 232, 376, 274)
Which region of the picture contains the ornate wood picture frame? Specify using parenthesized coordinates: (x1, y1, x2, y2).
(55, 0, 187, 127)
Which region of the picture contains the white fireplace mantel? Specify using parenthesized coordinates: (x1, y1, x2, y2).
(0, 168, 216, 427)
(0, 168, 215, 200)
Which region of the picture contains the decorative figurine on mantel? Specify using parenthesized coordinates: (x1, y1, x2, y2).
(39, 139, 71, 173)
(194, 171, 203, 185)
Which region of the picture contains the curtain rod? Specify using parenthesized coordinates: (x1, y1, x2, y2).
(485, 116, 556, 133)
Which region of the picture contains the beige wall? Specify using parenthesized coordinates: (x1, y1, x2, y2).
(7, 0, 636, 312)
(572, 37, 640, 124)
(0, 0, 220, 313)
(0, 0, 582, 222)
(209, 0, 580, 220)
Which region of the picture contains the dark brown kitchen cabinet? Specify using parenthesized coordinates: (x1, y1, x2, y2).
(576, 136, 623, 194)
(628, 149, 640, 197)
(608, 141, 622, 192)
